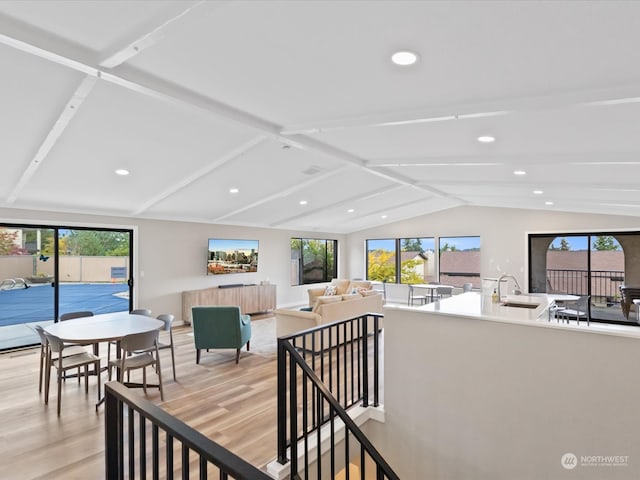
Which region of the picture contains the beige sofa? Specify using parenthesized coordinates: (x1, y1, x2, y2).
(307, 279, 373, 308)
(276, 291, 384, 350)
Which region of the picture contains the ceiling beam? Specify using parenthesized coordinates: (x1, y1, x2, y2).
(212, 165, 352, 223)
(367, 151, 640, 168)
(6, 75, 97, 204)
(99, 0, 211, 68)
(0, 16, 463, 211)
(279, 82, 640, 135)
(269, 185, 407, 227)
(131, 135, 267, 216)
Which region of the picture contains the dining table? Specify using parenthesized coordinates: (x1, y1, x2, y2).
(408, 284, 454, 305)
(546, 293, 580, 322)
(547, 293, 580, 306)
(45, 311, 164, 408)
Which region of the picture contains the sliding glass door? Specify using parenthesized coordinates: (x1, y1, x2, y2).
(529, 232, 629, 324)
(0, 227, 55, 336)
(57, 228, 131, 317)
(0, 223, 133, 350)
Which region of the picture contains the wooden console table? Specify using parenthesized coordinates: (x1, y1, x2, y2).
(182, 284, 276, 324)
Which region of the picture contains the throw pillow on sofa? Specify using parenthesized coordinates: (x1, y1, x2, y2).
(324, 285, 337, 296)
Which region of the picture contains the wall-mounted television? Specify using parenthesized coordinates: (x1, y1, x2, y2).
(207, 238, 259, 275)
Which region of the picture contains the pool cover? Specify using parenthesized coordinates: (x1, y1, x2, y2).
(0, 283, 129, 327)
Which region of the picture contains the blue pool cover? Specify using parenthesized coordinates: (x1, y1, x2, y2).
(0, 283, 129, 327)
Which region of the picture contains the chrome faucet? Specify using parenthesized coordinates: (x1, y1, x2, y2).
(497, 274, 522, 300)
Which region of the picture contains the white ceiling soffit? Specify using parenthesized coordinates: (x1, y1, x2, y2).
(1, 1, 640, 234)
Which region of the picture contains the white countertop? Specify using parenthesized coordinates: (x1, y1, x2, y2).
(384, 292, 640, 340)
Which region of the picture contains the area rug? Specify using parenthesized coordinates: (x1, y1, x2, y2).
(248, 316, 277, 358)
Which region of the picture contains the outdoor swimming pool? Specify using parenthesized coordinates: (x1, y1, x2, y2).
(0, 283, 129, 327)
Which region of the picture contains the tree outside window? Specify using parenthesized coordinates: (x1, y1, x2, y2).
(366, 239, 396, 282)
(291, 238, 337, 285)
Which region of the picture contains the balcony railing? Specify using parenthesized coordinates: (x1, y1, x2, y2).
(547, 269, 624, 304)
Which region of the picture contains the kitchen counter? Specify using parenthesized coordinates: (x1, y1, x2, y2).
(384, 291, 640, 339)
(381, 294, 640, 480)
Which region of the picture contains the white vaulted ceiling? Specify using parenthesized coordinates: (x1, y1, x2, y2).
(1, 1, 640, 233)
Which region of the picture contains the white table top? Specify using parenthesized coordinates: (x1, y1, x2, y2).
(547, 294, 580, 302)
(45, 311, 163, 344)
(410, 284, 453, 290)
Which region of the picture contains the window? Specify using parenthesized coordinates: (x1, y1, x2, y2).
(529, 231, 634, 325)
(438, 236, 481, 288)
(0, 223, 133, 351)
(366, 239, 397, 282)
(366, 237, 438, 284)
(399, 238, 435, 284)
(290, 238, 337, 285)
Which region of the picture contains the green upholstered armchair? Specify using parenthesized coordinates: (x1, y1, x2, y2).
(191, 306, 252, 364)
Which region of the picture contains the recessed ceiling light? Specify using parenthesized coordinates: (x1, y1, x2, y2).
(299, 200, 308, 205)
(513, 170, 527, 176)
(533, 190, 544, 195)
(381, 215, 388, 219)
(115, 169, 129, 176)
(229, 187, 239, 194)
(477, 136, 496, 143)
(347, 209, 355, 213)
(391, 50, 419, 66)
(545, 201, 554, 206)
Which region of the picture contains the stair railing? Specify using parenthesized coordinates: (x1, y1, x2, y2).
(276, 312, 398, 479)
(105, 381, 272, 479)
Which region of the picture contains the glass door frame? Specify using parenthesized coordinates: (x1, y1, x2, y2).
(528, 231, 635, 326)
(0, 221, 134, 324)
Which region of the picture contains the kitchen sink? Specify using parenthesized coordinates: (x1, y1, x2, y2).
(501, 301, 539, 309)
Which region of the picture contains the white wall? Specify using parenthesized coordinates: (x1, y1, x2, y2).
(345, 205, 640, 288)
(374, 306, 640, 479)
(0, 207, 345, 321)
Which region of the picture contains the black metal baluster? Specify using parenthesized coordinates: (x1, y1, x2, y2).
(140, 413, 147, 480)
(289, 352, 298, 475)
(361, 316, 369, 407)
(373, 315, 380, 407)
(199, 455, 207, 480)
(167, 434, 174, 480)
(152, 425, 159, 480)
(129, 406, 135, 479)
(277, 340, 288, 464)
(302, 370, 309, 480)
(182, 445, 189, 480)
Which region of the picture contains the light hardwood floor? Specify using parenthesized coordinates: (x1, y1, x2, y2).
(0, 319, 280, 480)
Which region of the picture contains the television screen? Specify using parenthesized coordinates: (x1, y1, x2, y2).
(207, 239, 259, 275)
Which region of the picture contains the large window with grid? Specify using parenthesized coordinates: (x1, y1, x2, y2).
(365, 236, 480, 288)
(366, 237, 436, 284)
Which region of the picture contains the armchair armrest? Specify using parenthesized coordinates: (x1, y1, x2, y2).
(275, 309, 321, 338)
